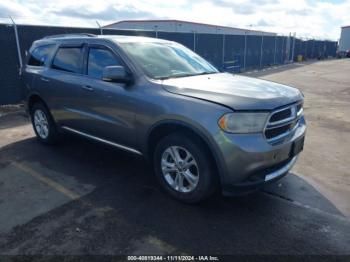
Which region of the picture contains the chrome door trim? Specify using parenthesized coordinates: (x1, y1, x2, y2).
(61, 126, 142, 155)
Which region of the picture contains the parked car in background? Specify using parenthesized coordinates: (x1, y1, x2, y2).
(22, 34, 306, 203)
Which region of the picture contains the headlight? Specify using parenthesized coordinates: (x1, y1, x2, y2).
(218, 112, 269, 133)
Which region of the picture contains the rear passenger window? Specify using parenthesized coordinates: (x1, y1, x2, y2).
(52, 47, 84, 74)
(28, 45, 55, 66)
(88, 48, 121, 79)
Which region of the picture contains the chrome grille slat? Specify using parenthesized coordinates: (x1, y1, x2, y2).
(269, 108, 291, 122)
(264, 102, 303, 143)
(266, 115, 302, 129)
(266, 115, 296, 127)
(265, 122, 299, 142)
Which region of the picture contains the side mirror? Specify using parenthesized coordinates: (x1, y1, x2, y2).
(102, 66, 132, 84)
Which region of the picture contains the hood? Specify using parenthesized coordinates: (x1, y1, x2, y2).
(161, 73, 303, 110)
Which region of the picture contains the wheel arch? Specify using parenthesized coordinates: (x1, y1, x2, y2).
(27, 93, 49, 113)
(146, 120, 226, 184)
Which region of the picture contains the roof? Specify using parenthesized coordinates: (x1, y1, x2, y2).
(98, 35, 171, 43)
(103, 19, 273, 34)
(36, 34, 171, 43)
(341, 25, 350, 29)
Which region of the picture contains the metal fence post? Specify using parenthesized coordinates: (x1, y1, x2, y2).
(9, 16, 22, 75)
(281, 36, 285, 63)
(222, 34, 225, 71)
(96, 20, 103, 35)
(273, 35, 277, 65)
(154, 26, 158, 38)
(305, 39, 308, 59)
(285, 35, 289, 62)
(193, 31, 196, 52)
(287, 36, 290, 62)
(259, 33, 264, 68)
(286, 33, 291, 62)
(243, 32, 247, 71)
(291, 33, 296, 62)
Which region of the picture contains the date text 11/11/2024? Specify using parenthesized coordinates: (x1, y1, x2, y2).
(127, 255, 220, 261)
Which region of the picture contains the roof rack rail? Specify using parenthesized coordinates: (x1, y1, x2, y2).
(43, 33, 96, 39)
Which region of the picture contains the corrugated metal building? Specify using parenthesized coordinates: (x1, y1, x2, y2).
(103, 19, 276, 36)
(339, 25, 350, 52)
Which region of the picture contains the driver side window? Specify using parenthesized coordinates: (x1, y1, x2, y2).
(87, 47, 121, 79)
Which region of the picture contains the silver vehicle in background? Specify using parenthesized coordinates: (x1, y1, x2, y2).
(23, 34, 306, 203)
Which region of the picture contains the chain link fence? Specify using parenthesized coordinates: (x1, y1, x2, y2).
(0, 23, 338, 105)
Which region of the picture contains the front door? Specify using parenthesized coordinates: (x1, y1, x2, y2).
(76, 45, 137, 148)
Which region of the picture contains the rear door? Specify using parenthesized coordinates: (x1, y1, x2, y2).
(47, 43, 87, 128)
(24, 44, 56, 103)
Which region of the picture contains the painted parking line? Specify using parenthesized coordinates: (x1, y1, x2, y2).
(12, 161, 80, 200)
(0, 160, 95, 233)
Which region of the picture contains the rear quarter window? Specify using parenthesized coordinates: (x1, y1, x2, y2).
(27, 44, 56, 66)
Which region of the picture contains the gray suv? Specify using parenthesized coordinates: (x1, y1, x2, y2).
(23, 34, 306, 203)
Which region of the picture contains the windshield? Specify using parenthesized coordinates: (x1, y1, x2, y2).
(119, 41, 218, 79)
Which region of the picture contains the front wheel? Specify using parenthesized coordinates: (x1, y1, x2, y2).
(153, 133, 217, 203)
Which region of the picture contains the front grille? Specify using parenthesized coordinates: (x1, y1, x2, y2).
(264, 102, 303, 143)
(269, 108, 291, 122)
(265, 124, 291, 139)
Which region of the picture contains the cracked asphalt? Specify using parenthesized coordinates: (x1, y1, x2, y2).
(0, 59, 350, 257)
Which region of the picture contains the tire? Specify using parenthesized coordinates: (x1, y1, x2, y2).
(30, 102, 59, 144)
(153, 132, 217, 203)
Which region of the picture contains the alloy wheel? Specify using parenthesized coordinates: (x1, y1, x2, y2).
(33, 109, 49, 139)
(161, 146, 199, 193)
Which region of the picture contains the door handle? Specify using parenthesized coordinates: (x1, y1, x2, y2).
(82, 85, 94, 91)
(40, 77, 50, 82)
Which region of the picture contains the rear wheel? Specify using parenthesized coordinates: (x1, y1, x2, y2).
(30, 103, 59, 144)
(154, 133, 217, 203)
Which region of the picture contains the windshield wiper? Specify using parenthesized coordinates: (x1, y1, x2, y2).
(157, 73, 195, 80)
(157, 76, 171, 80)
(193, 71, 217, 76)
(158, 71, 217, 80)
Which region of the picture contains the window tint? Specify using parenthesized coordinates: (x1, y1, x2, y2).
(88, 48, 121, 79)
(28, 44, 55, 66)
(52, 47, 84, 73)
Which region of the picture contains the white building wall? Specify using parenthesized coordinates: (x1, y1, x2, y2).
(104, 21, 276, 36)
(339, 26, 350, 52)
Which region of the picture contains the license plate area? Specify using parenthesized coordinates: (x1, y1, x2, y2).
(290, 136, 305, 158)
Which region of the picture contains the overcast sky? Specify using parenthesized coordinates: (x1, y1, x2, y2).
(0, 0, 349, 40)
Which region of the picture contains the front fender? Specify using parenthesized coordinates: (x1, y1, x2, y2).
(144, 117, 229, 185)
